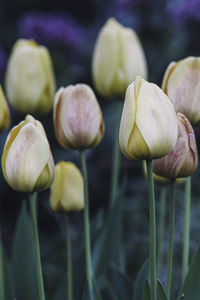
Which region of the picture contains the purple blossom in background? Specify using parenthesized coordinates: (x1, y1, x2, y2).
(18, 13, 86, 51)
(117, 0, 147, 8)
(0, 48, 7, 78)
(168, 0, 200, 22)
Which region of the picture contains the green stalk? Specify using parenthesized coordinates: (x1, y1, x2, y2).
(166, 180, 176, 299)
(109, 101, 123, 209)
(29, 192, 46, 300)
(146, 160, 157, 300)
(0, 229, 5, 300)
(66, 214, 73, 300)
(157, 188, 167, 276)
(182, 176, 191, 282)
(80, 150, 93, 290)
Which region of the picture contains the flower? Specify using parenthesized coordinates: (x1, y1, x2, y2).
(152, 113, 198, 179)
(119, 76, 178, 160)
(50, 161, 84, 212)
(0, 85, 10, 132)
(1, 115, 54, 192)
(92, 18, 147, 98)
(53, 84, 104, 150)
(162, 56, 200, 125)
(5, 39, 56, 114)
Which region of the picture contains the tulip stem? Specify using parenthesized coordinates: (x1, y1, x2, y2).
(182, 176, 191, 282)
(0, 229, 5, 300)
(29, 192, 46, 300)
(109, 101, 123, 209)
(166, 180, 176, 299)
(146, 160, 157, 300)
(66, 214, 73, 300)
(157, 188, 167, 276)
(80, 150, 93, 290)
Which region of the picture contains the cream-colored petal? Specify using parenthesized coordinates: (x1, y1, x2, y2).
(92, 19, 119, 97)
(5, 123, 50, 191)
(50, 163, 62, 211)
(0, 86, 10, 132)
(136, 80, 178, 158)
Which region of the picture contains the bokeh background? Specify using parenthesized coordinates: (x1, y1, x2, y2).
(1, 0, 200, 299)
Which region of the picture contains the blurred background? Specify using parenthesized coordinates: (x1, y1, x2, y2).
(1, 0, 200, 299)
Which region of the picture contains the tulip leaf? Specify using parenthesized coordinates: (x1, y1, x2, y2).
(142, 280, 151, 300)
(11, 201, 39, 300)
(178, 245, 200, 300)
(0, 241, 14, 300)
(157, 279, 168, 300)
(133, 258, 149, 300)
(93, 180, 126, 278)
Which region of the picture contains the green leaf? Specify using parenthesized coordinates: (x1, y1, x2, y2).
(93, 180, 126, 278)
(133, 258, 149, 300)
(178, 246, 200, 300)
(142, 280, 151, 300)
(11, 201, 39, 300)
(0, 241, 14, 300)
(157, 280, 168, 300)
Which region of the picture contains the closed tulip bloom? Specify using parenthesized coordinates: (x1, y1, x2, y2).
(152, 113, 198, 179)
(54, 84, 104, 150)
(119, 76, 178, 160)
(0, 86, 10, 132)
(1, 115, 54, 192)
(162, 57, 200, 125)
(50, 161, 84, 212)
(5, 39, 56, 114)
(92, 18, 147, 98)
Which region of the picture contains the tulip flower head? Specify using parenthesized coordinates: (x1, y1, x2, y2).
(5, 39, 56, 114)
(54, 84, 104, 150)
(50, 161, 84, 212)
(92, 18, 147, 98)
(162, 56, 200, 125)
(1, 115, 54, 192)
(0, 85, 10, 132)
(152, 113, 198, 179)
(119, 76, 178, 160)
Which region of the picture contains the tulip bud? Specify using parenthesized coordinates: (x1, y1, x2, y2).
(54, 84, 104, 150)
(5, 39, 56, 114)
(162, 56, 200, 125)
(0, 85, 10, 132)
(119, 76, 178, 160)
(152, 113, 198, 179)
(92, 18, 147, 98)
(50, 161, 84, 212)
(1, 115, 54, 192)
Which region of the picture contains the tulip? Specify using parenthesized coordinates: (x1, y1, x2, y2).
(92, 18, 147, 98)
(152, 113, 198, 179)
(54, 84, 104, 150)
(119, 76, 178, 160)
(50, 161, 84, 212)
(1, 115, 54, 192)
(0, 85, 10, 132)
(162, 56, 200, 125)
(5, 39, 56, 114)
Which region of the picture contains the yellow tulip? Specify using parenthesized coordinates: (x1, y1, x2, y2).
(53, 84, 104, 150)
(1, 115, 54, 192)
(5, 39, 56, 114)
(50, 161, 84, 212)
(152, 113, 198, 179)
(162, 56, 200, 125)
(119, 76, 178, 160)
(0, 85, 10, 132)
(92, 18, 147, 97)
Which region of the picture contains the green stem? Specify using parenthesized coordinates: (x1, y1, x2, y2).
(157, 188, 167, 276)
(0, 229, 5, 300)
(146, 160, 157, 300)
(109, 101, 123, 209)
(182, 176, 191, 282)
(166, 180, 176, 299)
(29, 192, 46, 300)
(66, 214, 73, 300)
(80, 150, 93, 290)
